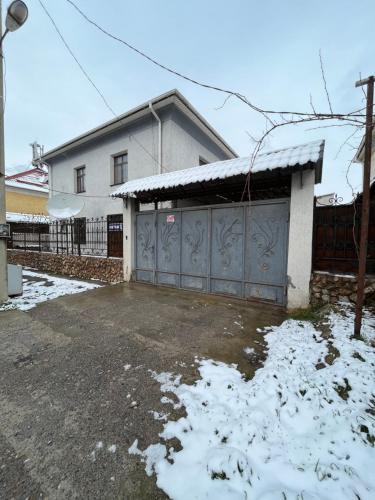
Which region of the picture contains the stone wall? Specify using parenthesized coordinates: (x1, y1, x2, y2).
(7, 250, 123, 283)
(310, 271, 375, 305)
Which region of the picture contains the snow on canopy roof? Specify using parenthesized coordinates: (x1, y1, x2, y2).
(112, 139, 324, 198)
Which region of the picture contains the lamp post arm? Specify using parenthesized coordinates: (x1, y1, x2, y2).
(0, 28, 9, 48)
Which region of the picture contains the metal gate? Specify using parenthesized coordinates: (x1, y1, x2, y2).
(135, 199, 289, 305)
(107, 214, 123, 258)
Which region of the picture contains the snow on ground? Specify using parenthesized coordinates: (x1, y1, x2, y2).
(0, 268, 101, 312)
(130, 305, 375, 499)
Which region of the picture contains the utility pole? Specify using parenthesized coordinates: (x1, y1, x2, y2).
(354, 75, 374, 337)
(0, 1, 7, 303)
(0, 0, 28, 303)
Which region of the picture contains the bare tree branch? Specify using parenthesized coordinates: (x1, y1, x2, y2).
(319, 49, 333, 114)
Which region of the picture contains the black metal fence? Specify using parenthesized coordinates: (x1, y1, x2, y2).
(8, 216, 123, 258)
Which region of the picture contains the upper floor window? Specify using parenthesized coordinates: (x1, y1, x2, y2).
(75, 166, 86, 193)
(199, 156, 208, 166)
(113, 153, 128, 185)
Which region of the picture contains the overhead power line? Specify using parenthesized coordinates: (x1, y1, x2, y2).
(37, 0, 117, 117)
(63, 0, 270, 119)
(64, 0, 365, 122)
(37, 0, 180, 184)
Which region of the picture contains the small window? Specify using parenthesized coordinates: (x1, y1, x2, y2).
(76, 166, 86, 193)
(73, 217, 86, 245)
(199, 156, 208, 166)
(113, 153, 128, 185)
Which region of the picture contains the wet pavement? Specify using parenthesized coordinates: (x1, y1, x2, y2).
(0, 280, 285, 499)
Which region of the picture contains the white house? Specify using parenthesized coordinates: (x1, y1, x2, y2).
(43, 89, 236, 220)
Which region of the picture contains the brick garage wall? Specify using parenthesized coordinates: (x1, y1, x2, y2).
(7, 250, 123, 283)
(310, 271, 375, 305)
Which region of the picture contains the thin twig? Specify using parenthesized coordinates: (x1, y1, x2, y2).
(319, 49, 333, 114)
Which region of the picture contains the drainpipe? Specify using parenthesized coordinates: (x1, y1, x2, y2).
(148, 102, 162, 174)
(47, 162, 52, 198)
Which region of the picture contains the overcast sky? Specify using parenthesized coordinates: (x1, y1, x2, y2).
(4, 0, 374, 200)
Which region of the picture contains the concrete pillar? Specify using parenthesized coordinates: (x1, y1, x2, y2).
(287, 170, 315, 309)
(123, 198, 137, 281)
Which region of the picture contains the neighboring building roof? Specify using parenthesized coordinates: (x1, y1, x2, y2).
(355, 175, 375, 200)
(112, 139, 325, 198)
(355, 128, 375, 163)
(42, 89, 237, 162)
(5, 179, 49, 194)
(316, 192, 335, 206)
(355, 135, 365, 162)
(5, 166, 48, 193)
(6, 212, 51, 223)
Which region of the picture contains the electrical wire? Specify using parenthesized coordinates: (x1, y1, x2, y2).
(37, 0, 180, 195)
(63, 0, 366, 122)
(48, 187, 120, 199)
(37, 0, 117, 117)
(63, 0, 254, 111)
(38, 0, 203, 178)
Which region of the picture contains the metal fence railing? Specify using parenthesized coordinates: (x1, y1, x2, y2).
(8, 216, 123, 258)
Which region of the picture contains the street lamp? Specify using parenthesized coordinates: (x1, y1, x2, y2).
(0, 0, 28, 303)
(6, 0, 28, 29)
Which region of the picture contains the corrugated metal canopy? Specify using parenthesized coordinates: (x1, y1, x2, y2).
(112, 139, 324, 199)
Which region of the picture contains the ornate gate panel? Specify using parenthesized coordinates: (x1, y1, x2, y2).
(135, 212, 155, 283)
(156, 211, 181, 287)
(181, 210, 208, 291)
(210, 206, 244, 297)
(135, 199, 289, 305)
(245, 201, 289, 304)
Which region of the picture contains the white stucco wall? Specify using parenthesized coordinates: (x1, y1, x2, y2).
(48, 115, 162, 218)
(370, 150, 375, 180)
(123, 198, 136, 280)
(287, 169, 315, 309)
(48, 107, 233, 219)
(165, 109, 231, 172)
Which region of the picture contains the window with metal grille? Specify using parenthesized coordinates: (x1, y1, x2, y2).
(73, 217, 86, 244)
(76, 166, 85, 193)
(113, 153, 128, 185)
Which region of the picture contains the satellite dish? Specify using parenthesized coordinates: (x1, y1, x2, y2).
(48, 194, 85, 219)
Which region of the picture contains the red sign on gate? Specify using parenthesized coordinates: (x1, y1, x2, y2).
(167, 214, 175, 223)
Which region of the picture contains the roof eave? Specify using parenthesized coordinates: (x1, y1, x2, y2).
(43, 90, 237, 162)
(314, 139, 325, 184)
(113, 161, 321, 201)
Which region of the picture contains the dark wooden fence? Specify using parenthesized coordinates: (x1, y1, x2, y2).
(313, 198, 375, 274)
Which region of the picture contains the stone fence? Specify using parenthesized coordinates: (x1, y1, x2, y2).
(310, 271, 375, 306)
(7, 250, 123, 283)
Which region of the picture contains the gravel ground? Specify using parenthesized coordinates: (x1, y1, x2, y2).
(0, 279, 284, 499)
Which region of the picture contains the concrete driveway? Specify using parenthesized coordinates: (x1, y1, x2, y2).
(0, 281, 284, 499)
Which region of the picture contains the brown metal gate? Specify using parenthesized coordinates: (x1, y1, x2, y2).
(107, 214, 123, 258)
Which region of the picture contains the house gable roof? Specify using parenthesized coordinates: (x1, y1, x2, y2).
(42, 90, 237, 162)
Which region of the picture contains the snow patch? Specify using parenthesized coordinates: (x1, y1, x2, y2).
(130, 306, 375, 499)
(0, 269, 100, 311)
(243, 347, 255, 355)
(149, 411, 169, 422)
